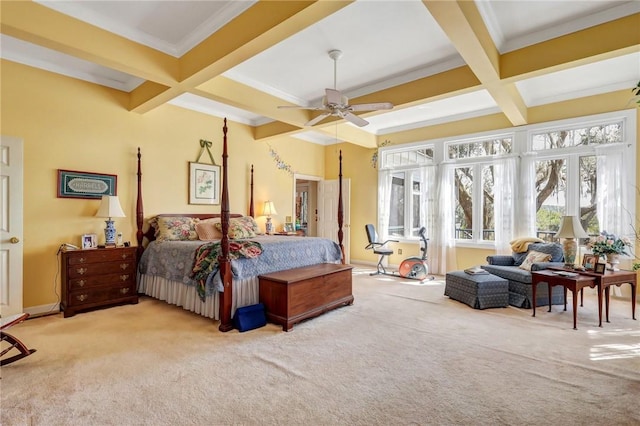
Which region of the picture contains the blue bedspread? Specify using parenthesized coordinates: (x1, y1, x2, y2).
(138, 235, 342, 296)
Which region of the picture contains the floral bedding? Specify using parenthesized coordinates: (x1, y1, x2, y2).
(137, 235, 343, 298)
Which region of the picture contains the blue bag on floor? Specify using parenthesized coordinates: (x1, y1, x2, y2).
(233, 303, 267, 332)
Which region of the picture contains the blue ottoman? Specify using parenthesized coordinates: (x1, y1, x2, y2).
(445, 271, 509, 309)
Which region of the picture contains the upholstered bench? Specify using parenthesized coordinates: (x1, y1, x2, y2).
(445, 271, 509, 309)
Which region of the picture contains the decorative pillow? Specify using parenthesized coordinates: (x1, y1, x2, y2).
(152, 216, 200, 241)
(214, 217, 257, 239)
(195, 218, 223, 241)
(237, 216, 262, 235)
(519, 250, 552, 271)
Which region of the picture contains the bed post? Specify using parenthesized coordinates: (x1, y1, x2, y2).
(338, 150, 345, 264)
(136, 147, 144, 260)
(218, 119, 234, 332)
(249, 165, 255, 218)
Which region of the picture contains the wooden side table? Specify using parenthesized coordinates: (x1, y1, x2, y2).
(572, 269, 636, 325)
(531, 270, 598, 330)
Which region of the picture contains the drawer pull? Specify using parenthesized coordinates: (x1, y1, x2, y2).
(77, 279, 86, 287)
(120, 263, 129, 270)
(76, 294, 88, 302)
(119, 288, 130, 294)
(78, 257, 86, 263)
(121, 253, 128, 259)
(76, 267, 87, 275)
(120, 274, 129, 281)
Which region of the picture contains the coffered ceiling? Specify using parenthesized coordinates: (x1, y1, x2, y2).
(1, 0, 638, 148)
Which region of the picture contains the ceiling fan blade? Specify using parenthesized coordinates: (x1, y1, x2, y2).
(341, 111, 369, 127)
(349, 102, 394, 112)
(325, 88, 343, 105)
(305, 112, 331, 126)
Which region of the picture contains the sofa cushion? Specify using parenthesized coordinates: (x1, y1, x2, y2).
(519, 250, 552, 271)
(481, 265, 534, 284)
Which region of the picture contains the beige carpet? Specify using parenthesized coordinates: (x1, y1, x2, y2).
(2, 266, 639, 425)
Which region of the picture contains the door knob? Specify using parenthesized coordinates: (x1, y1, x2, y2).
(9, 237, 19, 244)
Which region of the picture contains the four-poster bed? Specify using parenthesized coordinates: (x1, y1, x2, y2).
(135, 119, 348, 331)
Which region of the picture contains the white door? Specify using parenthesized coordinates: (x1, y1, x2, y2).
(318, 178, 350, 264)
(0, 136, 24, 317)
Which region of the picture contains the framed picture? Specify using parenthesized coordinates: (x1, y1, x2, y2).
(594, 262, 607, 274)
(189, 162, 220, 205)
(284, 222, 294, 233)
(58, 170, 117, 199)
(81, 234, 97, 249)
(582, 254, 598, 270)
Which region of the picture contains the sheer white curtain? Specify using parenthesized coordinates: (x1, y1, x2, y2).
(377, 168, 392, 240)
(493, 157, 517, 254)
(433, 163, 456, 274)
(517, 152, 537, 238)
(595, 146, 626, 237)
(420, 165, 437, 264)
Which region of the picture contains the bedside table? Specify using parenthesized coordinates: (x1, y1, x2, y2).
(60, 246, 138, 317)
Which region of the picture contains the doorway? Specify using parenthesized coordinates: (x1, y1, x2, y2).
(294, 175, 319, 236)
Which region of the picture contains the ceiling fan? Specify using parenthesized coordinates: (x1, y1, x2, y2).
(278, 49, 393, 127)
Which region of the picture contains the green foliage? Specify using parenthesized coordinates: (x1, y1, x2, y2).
(536, 207, 562, 232)
(633, 80, 640, 106)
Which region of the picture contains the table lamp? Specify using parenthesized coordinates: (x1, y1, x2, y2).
(262, 201, 277, 234)
(95, 195, 126, 246)
(555, 215, 589, 268)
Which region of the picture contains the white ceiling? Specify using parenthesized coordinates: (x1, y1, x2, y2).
(2, 0, 639, 144)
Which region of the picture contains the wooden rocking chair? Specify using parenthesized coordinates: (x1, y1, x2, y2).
(1, 313, 36, 366)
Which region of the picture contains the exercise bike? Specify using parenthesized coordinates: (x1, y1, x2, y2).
(365, 224, 434, 282)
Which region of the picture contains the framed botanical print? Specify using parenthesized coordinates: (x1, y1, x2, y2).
(189, 162, 220, 205)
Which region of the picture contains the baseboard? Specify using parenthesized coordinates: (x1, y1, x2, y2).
(24, 302, 60, 318)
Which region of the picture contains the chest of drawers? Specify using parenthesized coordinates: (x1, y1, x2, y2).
(61, 246, 138, 317)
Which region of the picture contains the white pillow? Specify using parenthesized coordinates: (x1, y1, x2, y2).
(519, 250, 552, 271)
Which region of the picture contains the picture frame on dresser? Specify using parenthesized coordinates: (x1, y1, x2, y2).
(82, 233, 97, 249)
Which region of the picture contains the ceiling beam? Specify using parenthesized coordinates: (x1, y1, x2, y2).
(423, 0, 528, 126)
(130, 1, 353, 113)
(0, 0, 179, 85)
(501, 13, 640, 80)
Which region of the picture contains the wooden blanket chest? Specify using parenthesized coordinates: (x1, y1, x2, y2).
(258, 263, 353, 331)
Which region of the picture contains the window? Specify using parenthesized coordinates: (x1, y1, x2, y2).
(380, 147, 434, 239)
(378, 110, 635, 250)
(388, 170, 424, 238)
(449, 137, 512, 243)
(530, 118, 620, 239)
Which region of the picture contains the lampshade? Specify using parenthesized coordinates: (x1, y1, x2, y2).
(262, 201, 277, 217)
(555, 216, 588, 239)
(95, 196, 126, 219)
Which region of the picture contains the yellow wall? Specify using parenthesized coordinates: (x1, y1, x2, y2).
(1, 60, 324, 309)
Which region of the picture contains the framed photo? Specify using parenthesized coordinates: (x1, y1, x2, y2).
(582, 254, 598, 270)
(58, 170, 117, 199)
(189, 162, 220, 205)
(594, 262, 607, 274)
(284, 222, 294, 233)
(82, 234, 97, 249)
